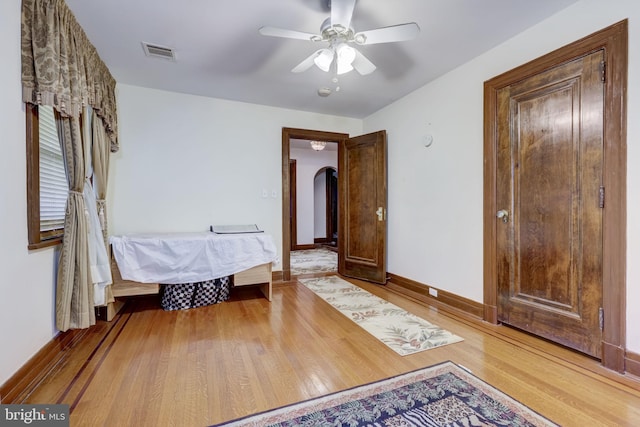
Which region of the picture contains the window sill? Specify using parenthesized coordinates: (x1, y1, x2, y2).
(28, 237, 62, 250)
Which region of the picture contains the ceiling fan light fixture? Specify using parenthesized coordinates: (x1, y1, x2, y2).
(336, 43, 356, 74)
(314, 48, 334, 72)
(310, 140, 327, 151)
(336, 43, 356, 64)
(337, 62, 353, 75)
(259, 2, 420, 79)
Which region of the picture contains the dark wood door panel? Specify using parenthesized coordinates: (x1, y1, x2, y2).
(326, 169, 338, 245)
(514, 82, 579, 312)
(339, 131, 387, 284)
(485, 20, 627, 372)
(346, 142, 377, 261)
(497, 51, 604, 357)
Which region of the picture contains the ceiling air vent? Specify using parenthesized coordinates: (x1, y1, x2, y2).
(141, 42, 176, 61)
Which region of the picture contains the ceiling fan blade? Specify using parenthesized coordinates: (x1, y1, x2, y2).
(354, 22, 420, 45)
(291, 50, 324, 73)
(330, 0, 356, 31)
(259, 26, 318, 41)
(352, 49, 376, 75)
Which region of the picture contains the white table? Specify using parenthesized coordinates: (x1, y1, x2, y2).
(110, 232, 278, 284)
(104, 232, 278, 320)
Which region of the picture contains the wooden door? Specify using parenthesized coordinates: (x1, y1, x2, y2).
(338, 131, 387, 284)
(326, 169, 338, 245)
(496, 51, 604, 357)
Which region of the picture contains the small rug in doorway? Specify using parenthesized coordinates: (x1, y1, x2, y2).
(211, 361, 558, 427)
(298, 276, 463, 356)
(291, 248, 337, 275)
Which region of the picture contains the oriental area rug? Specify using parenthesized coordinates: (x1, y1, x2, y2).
(212, 361, 558, 427)
(299, 276, 463, 355)
(290, 248, 338, 275)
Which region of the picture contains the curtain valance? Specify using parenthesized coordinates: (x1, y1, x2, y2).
(21, 0, 119, 152)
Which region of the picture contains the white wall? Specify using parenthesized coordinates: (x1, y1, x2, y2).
(364, 0, 640, 352)
(287, 147, 338, 246)
(4, 0, 640, 387)
(110, 85, 359, 268)
(0, 1, 60, 386)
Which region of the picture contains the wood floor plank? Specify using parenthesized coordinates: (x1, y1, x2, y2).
(21, 276, 640, 426)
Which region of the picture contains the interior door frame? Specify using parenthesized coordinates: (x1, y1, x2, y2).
(483, 20, 627, 372)
(282, 128, 348, 281)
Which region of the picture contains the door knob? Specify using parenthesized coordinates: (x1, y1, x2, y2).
(496, 209, 509, 223)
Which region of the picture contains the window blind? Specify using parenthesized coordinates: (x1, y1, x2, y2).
(39, 106, 68, 232)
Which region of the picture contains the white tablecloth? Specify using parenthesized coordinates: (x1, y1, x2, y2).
(109, 232, 278, 284)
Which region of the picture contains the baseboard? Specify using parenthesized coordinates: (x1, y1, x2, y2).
(272, 270, 283, 283)
(293, 244, 315, 250)
(386, 273, 640, 380)
(6, 273, 635, 402)
(602, 340, 626, 373)
(386, 273, 484, 320)
(0, 328, 89, 403)
(625, 350, 640, 378)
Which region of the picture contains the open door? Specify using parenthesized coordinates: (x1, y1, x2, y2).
(338, 131, 387, 284)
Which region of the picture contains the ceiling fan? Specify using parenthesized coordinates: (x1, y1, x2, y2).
(259, 0, 420, 77)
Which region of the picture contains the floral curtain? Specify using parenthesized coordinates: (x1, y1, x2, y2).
(22, 0, 118, 331)
(21, 0, 119, 152)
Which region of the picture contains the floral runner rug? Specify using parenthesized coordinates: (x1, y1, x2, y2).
(211, 360, 558, 427)
(298, 275, 463, 356)
(290, 248, 337, 275)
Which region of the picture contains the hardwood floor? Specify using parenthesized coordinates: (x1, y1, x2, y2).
(23, 276, 640, 426)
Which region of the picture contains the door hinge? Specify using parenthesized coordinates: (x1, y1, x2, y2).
(599, 307, 604, 331)
(599, 60, 606, 83)
(599, 186, 605, 208)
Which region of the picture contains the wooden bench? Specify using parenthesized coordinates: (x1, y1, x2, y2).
(104, 258, 272, 321)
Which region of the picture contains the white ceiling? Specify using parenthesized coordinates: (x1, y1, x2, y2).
(65, 0, 578, 119)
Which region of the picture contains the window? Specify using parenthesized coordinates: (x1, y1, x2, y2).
(26, 104, 68, 249)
